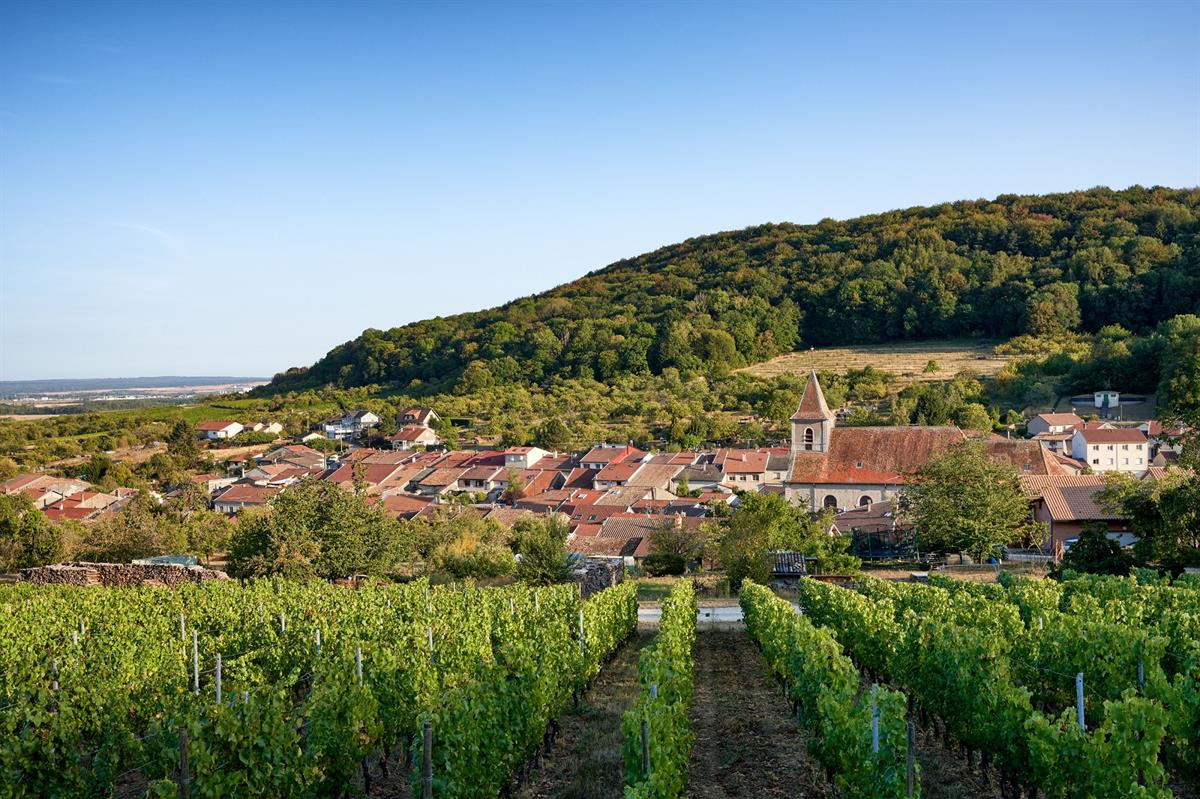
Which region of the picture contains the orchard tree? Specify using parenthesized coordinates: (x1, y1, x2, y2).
(511, 515, 570, 586)
(900, 441, 1039, 562)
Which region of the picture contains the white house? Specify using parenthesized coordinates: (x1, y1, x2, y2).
(1069, 426, 1148, 473)
(504, 446, 547, 470)
(1026, 412, 1082, 437)
(398, 407, 440, 428)
(389, 425, 442, 450)
(322, 410, 381, 441)
(197, 421, 244, 440)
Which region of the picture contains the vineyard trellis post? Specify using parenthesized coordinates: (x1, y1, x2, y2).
(640, 717, 650, 776)
(316, 628, 321, 655)
(191, 629, 199, 694)
(422, 720, 433, 799)
(215, 654, 222, 705)
(1075, 672, 1084, 731)
(870, 683, 879, 754)
(1137, 658, 1144, 688)
(178, 726, 190, 799)
(906, 721, 915, 797)
(51, 657, 58, 692)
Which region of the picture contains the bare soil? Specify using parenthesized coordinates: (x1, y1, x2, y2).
(515, 627, 657, 799)
(686, 629, 832, 798)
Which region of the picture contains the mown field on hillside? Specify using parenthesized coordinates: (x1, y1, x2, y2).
(738, 339, 1009, 384)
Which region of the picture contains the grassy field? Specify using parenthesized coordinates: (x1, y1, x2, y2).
(739, 339, 1009, 383)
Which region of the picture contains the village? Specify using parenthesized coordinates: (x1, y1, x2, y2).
(3, 370, 1190, 571)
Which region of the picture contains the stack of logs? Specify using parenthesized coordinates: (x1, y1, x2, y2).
(570, 556, 624, 598)
(20, 561, 229, 588)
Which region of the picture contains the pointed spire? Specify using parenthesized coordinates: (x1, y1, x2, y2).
(791, 369, 834, 421)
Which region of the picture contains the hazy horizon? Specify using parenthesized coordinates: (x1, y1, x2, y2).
(3, 1, 1198, 381)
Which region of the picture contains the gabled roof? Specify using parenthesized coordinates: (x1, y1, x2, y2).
(580, 445, 642, 465)
(1018, 473, 1108, 497)
(1075, 427, 1146, 444)
(791, 370, 834, 422)
(981, 438, 1064, 475)
(788, 426, 965, 485)
(625, 463, 684, 488)
(214, 484, 279, 504)
(1034, 412, 1083, 426)
(595, 461, 643, 482)
(714, 449, 770, 474)
(197, 420, 240, 432)
(390, 425, 438, 442)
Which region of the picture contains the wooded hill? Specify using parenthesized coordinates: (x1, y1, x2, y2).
(269, 186, 1200, 393)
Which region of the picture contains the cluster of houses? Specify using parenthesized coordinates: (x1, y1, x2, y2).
(0, 474, 141, 523)
(4, 372, 1191, 566)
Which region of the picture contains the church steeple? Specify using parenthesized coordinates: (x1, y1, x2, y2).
(791, 369, 835, 455)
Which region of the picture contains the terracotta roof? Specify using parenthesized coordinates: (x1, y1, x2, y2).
(561, 467, 595, 489)
(981, 438, 1063, 475)
(197, 420, 239, 432)
(323, 462, 408, 487)
(1034, 413, 1083, 426)
(376, 494, 433, 519)
(390, 425, 437, 442)
(791, 370, 834, 421)
(214, 484, 279, 504)
(417, 468, 467, 488)
(569, 535, 648, 558)
(715, 449, 770, 474)
(1018, 473, 1108, 498)
(833, 501, 911, 534)
(460, 465, 503, 482)
(788, 426, 965, 485)
(648, 452, 700, 466)
(1075, 427, 1147, 444)
(482, 507, 538, 528)
(593, 486, 651, 506)
(1039, 485, 1126, 522)
(580, 445, 641, 465)
(431, 451, 477, 468)
(595, 461, 642, 482)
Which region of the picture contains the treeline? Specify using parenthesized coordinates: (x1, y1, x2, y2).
(270, 186, 1200, 392)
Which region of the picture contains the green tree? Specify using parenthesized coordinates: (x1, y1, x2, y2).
(533, 417, 571, 451)
(228, 479, 406, 579)
(900, 441, 1038, 562)
(0, 493, 69, 570)
(166, 419, 199, 465)
(1054, 521, 1133, 576)
(1023, 282, 1081, 336)
(77, 494, 187, 563)
(511, 515, 571, 586)
(1100, 470, 1200, 570)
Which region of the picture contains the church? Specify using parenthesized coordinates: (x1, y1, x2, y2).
(783, 369, 1059, 512)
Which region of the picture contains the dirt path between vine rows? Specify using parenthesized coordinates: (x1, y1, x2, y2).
(686, 629, 832, 798)
(514, 626, 657, 799)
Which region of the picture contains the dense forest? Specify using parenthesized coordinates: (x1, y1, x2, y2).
(269, 186, 1200, 393)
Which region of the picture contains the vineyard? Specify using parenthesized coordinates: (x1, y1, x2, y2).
(2, 571, 1197, 799)
(0, 579, 637, 798)
(790, 572, 1200, 799)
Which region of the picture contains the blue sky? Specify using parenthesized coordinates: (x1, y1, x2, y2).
(2, 1, 1198, 381)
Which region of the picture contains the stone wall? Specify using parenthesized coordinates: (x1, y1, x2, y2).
(20, 561, 229, 588)
(570, 556, 624, 598)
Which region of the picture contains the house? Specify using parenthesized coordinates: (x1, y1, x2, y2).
(594, 461, 644, 489)
(243, 421, 284, 435)
(1019, 474, 1132, 551)
(389, 425, 442, 450)
(784, 370, 964, 512)
(624, 463, 684, 492)
(213, 484, 279, 514)
(504, 446, 547, 470)
(197, 421, 244, 440)
(1139, 421, 1190, 462)
(261, 445, 327, 470)
(458, 465, 505, 495)
(1026, 413, 1083, 437)
(580, 444, 642, 471)
(1069, 426, 1148, 473)
(321, 410, 381, 441)
(375, 493, 434, 520)
(982, 437, 1069, 476)
(715, 449, 771, 488)
(192, 473, 238, 494)
(398, 407, 440, 428)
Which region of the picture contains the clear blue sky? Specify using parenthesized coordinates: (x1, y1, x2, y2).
(2, 1, 1198, 381)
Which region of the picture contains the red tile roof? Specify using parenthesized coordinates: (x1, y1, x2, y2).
(596, 461, 642, 482)
(715, 449, 770, 474)
(580, 445, 641, 465)
(788, 427, 965, 485)
(791, 370, 834, 421)
(214, 484, 279, 505)
(1075, 427, 1146, 444)
(1034, 413, 1084, 426)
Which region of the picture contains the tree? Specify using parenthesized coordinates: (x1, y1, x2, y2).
(502, 468, 527, 503)
(1023, 281, 1080, 336)
(1054, 521, 1133, 576)
(1100, 470, 1200, 570)
(1155, 314, 1200, 416)
(900, 442, 1038, 562)
(406, 507, 514, 578)
(228, 479, 406, 580)
(183, 509, 233, 565)
(77, 494, 187, 563)
(649, 520, 704, 561)
(533, 417, 571, 451)
(510, 515, 570, 585)
(714, 492, 853, 588)
(166, 420, 199, 465)
(0, 493, 69, 571)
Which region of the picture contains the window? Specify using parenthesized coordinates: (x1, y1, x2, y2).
(1092, 458, 1100, 465)
(858, 495, 872, 507)
(1122, 444, 1128, 450)
(803, 427, 814, 451)
(823, 495, 838, 510)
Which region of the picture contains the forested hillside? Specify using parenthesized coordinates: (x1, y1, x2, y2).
(270, 186, 1200, 392)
